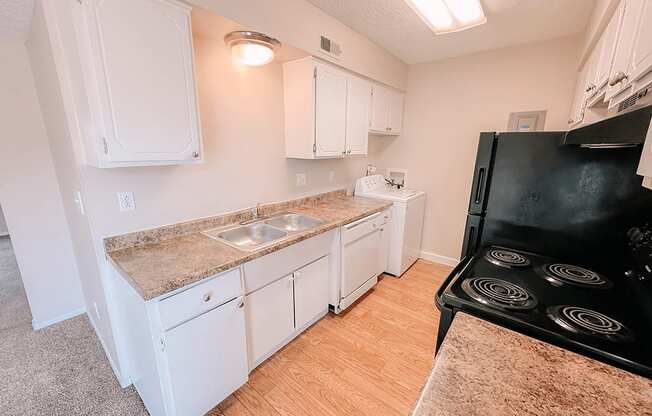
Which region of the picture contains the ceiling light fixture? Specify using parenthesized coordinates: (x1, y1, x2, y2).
(404, 0, 487, 35)
(224, 31, 281, 66)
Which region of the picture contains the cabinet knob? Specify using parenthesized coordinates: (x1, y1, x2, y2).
(192, 151, 199, 158)
(568, 119, 574, 125)
(202, 293, 212, 302)
(347, 149, 352, 154)
(608, 71, 628, 87)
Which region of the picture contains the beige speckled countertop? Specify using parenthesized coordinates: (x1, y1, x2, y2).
(412, 313, 652, 416)
(107, 195, 391, 300)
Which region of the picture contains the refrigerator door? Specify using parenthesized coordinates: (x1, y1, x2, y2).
(461, 214, 483, 259)
(468, 133, 496, 215)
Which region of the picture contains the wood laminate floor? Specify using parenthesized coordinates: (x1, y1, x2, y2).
(209, 259, 451, 416)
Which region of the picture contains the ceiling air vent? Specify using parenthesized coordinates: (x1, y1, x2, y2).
(320, 36, 341, 59)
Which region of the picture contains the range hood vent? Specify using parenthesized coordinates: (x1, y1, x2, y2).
(562, 104, 652, 147)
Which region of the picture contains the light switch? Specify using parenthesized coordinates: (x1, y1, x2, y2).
(296, 173, 307, 187)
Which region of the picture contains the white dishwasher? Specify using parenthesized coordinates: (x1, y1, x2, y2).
(336, 211, 388, 312)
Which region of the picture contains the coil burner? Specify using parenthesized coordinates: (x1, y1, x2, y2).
(538, 264, 612, 289)
(547, 306, 634, 343)
(461, 277, 537, 310)
(484, 249, 531, 268)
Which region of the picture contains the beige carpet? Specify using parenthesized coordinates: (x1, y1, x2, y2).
(0, 235, 149, 415)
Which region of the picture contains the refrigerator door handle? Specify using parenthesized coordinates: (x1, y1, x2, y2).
(474, 167, 486, 204)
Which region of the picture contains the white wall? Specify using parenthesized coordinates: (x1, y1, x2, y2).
(369, 36, 582, 262)
(189, 0, 407, 90)
(0, 41, 84, 328)
(0, 205, 8, 236)
(27, 0, 125, 378)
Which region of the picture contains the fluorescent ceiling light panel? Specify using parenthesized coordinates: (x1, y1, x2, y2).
(405, 0, 487, 35)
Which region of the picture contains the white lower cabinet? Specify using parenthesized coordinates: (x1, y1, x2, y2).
(245, 254, 331, 369)
(294, 256, 330, 329)
(164, 297, 248, 416)
(245, 275, 295, 367)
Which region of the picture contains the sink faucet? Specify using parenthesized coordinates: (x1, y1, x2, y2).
(252, 203, 260, 220)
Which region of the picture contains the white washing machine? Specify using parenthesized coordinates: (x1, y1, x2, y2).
(354, 175, 426, 276)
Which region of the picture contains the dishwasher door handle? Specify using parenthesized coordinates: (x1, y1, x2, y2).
(344, 212, 381, 231)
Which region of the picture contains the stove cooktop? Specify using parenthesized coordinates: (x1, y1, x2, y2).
(439, 246, 652, 378)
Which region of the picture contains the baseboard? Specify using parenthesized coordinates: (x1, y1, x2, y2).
(32, 307, 86, 330)
(87, 313, 130, 388)
(419, 250, 460, 267)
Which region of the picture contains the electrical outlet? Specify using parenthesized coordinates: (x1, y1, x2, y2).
(296, 173, 307, 187)
(117, 192, 135, 212)
(328, 170, 336, 183)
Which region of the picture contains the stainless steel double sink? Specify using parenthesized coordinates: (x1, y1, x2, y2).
(202, 213, 324, 251)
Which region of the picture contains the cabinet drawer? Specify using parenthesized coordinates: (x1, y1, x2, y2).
(342, 212, 382, 244)
(244, 231, 333, 294)
(159, 268, 241, 330)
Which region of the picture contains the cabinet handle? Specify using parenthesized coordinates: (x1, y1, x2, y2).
(202, 293, 212, 302)
(192, 151, 199, 158)
(347, 149, 352, 154)
(568, 119, 574, 125)
(237, 296, 245, 309)
(608, 71, 628, 87)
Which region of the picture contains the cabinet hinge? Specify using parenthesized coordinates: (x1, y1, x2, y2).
(313, 143, 316, 153)
(101, 137, 108, 155)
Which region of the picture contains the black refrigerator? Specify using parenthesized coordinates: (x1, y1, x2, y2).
(461, 107, 652, 271)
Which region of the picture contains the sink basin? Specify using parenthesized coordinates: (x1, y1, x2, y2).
(264, 213, 324, 233)
(204, 223, 287, 250)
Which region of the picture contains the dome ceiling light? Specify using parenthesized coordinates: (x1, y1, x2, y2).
(404, 0, 487, 35)
(224, 31, 281, 66)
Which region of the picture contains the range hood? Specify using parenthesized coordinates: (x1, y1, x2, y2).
(562, 93, 652, 148)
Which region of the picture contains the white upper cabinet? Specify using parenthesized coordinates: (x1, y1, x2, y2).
(388, 89, 404, 134)
(569, 64, 588, 127)
(73, 0, 203, 167)
(284, 57, 370, 159)
(370, 83, 404, 135)
(606, 0, 644, 102)
(630, 1, 652, 82)
(595, 4, 622, 90)
(345, 75, 371, 155)
(314, 63, 348, 158)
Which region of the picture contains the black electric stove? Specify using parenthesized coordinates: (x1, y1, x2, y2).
(436, 245, 652, 379)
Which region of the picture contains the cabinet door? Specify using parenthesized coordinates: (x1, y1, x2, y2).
(165, 297, 248, 416)
(345, 76, 371, 155)
(245, 276, 295, 367)
(78, 0, 201, 164)
(606, 0, 645, 100)
(315, 63, 347, 158)
(293, 256, 330, 330)
(388, 90, 404, 135)
(595, 3, 623, 89)
(584, 37, 602, 96)
(370, 84, 390, 132)
(569, 64, 588, 126)
(630, 1, 652, 82)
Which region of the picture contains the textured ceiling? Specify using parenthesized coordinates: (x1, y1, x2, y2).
(307, 0, 595, 64)
(0, 0, 34, 41)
